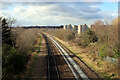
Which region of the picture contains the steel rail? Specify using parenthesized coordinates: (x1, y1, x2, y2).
(42, 34, 50, 80)
(48, 35, 90, 80)
(53, 39, 79, 80)
(48, 38, 60, 80)
(42, 34, 60, 80)
(53, 37, 101, 78)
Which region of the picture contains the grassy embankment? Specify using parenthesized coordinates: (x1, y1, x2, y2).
(53, 35, 118, 79)
(23, 33, 43, 79)
(10, 28, 42, 79)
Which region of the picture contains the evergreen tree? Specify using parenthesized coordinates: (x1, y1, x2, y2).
(2, 18, 14, 46)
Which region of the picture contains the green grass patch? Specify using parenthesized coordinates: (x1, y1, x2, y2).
(37, 35, 43, 54)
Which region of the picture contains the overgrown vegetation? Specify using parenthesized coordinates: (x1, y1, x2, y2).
(46, 18, 119, 60)
(1, 18, 27, 79)
(1, 17, 39, 80)
(76, 30, 98, 47)
(12, 28, 39, 54)
(23, 34, 43, 79)
(91, 19, 119, 59)
(2, 44, 29, 74)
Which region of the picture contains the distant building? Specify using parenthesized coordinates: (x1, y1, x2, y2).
(64, 24, 90, 34)
(82, 24, 90, 33)
(72, 25, 78, 33)
(67, 24, 73, 29)
(63, 24, 73, 29)
(78, 24, 90, 34)
(78, 25, 82, 34)
(63, 25, 67, 29)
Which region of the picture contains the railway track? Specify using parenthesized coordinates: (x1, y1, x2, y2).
(42, 34, 60, 80)
(51, 36, 103, 80)
(42, 33, 103, 80)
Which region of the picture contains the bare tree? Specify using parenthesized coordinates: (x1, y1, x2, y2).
(94, 20, 104, 26)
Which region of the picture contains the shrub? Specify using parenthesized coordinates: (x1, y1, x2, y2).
(80, 30, 98, 47)
(1, 18, 31, 79)
(12, 28, 39, 54)
(98, 44, 108, 59)
(92, 20, 110, 43)
(2, 44, 30, 75)
(86, 30, 98, 43)
(73, 38, 82, 46)
(92, 18, 119, 59)
(64, 31, 75, 41)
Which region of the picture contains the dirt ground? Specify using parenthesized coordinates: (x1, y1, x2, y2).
(32, 35, 47, 80)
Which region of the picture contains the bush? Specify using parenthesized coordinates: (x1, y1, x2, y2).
(2, 44, 30, 75)
(1, 18, 31, 79)
(12, 28, 39, 54)
(92, 18, 119, 59)
(73, 38, 82, 46)
(98, 44, 108, 59)
(79, 30, 98, 47)
(64, 31, 75, 41)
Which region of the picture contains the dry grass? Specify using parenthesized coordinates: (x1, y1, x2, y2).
(53, 35, 118, 78)
(12, 28, 40, 54)
(23, 34, 43, 79)
(45, 29, 75, 41)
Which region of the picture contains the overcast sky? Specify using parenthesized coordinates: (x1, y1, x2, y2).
(1, 1, 118, 26)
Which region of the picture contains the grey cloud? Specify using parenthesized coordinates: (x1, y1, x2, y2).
(82, 13, 103, 20)
(2, 2, 115, 26)
(42, 2, 102, 19)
